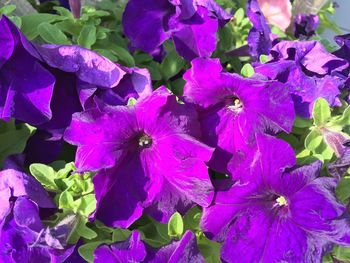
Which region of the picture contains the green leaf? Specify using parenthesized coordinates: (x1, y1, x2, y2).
(55, 20, 83, 36)
(336, 176, 350, 202)
(21, 14, 64, 39)
(0, 5, 16, 15)
(197, 234, 221, 263)
(78, 240, 110, 263)
(234, 8, 244, 24)
(333, 246, 350, 261)
(329, 106, 350, 128)
(29, 163, 58, 192)
(112, 229, 131, 242)
(75, 218, 98, 240)
(58, 190, 74, 210)
(78, 25, 97, 49)
(259, 54, 269, 64)
(304, 129, 322, 151)
(168, 212, 184, 238)
(240, 63, 255, 78)
(127, 97, 137, 106)
(110, 45, 135, 67)
(160, 50, 186, 81)
(73, 193, 96, 217)
(53, 6, 74, 18)
(0, 121, 35, 167)
(38, 22, 71, 44)
(312, 98, 331, 126)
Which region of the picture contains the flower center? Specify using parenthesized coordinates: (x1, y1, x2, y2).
(227, 97, 243, 113)
(138, 134, 152, 148)
(276, 196, 288, 206)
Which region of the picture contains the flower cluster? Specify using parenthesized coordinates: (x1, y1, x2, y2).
(1, 0, 350, 262)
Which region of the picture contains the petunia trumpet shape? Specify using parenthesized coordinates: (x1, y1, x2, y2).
(183, 58, 295, 173)
(64, 87, 215, 227)
(255, 40, 348, 117)
(122, 0, 231, 61)
(201, 135, 350, 262)
(94, 230, 204, 262)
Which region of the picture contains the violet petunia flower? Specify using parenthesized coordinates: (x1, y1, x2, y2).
(64, 87, 215, 227)
(183, 58, 295, 173)
(0, 16, 55, 125)
(294, 14, 320, 39)
(201, 135, 350, 263)
(0, 16, 153, 164)
(255, 40, 348, 117)
(247, 0, 272, 59)
(0, 168, 75, 262)
(94, 230, 204, 262)
(122, 0, 231, 61)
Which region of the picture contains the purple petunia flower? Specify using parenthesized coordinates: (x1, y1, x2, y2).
(0, 168, 76, 262)
(0, 16, 55, 126)
(183, 58, 295, 173)
(64, 87, 214, 227)
(246, 0, 272, 59)
(94, 230, 204, 262)
(0, 16, 153, 164)
(201, 135, 350, 262)
(122, 0, 231, 61)
(255, 40, 348, 117)
(293, 14, 320, 39)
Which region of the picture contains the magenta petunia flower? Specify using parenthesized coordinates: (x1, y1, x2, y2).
(183, 58, 294, 173)
(64, 87, 214, 227)
(255, 40, 349, 117)
(94, 230, 204, 262)
(122, 0, 231, 61)
(201, 135, 350, 262)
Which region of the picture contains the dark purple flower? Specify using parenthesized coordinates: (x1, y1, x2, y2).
(0, 16, 152, 164)
(0, 168, 55, 220)
(0, 197, 75, 262)
(255, 40, 348, 117)
(201, 135, 350, 262)
(328, 142, 350, 178)
(94, 230, 204, 262)
(64, 87, 214, 227)
(0, 16, 55, 125)
(122, 0, 231, 61)
(294, 14, 320, 39)
(247, 0, 272, 59)
(333, 34, 350, 95)
(183, 58, 295, 173)
(0, 168, 75, 262)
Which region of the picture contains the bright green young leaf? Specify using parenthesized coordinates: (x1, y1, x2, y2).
(240, 63, 255, 78)
(168, 212, 184, 238)
(21, 14, 64, 39)
(138, 218, 170, 247)
(75, 217, 98, 240)
(73, 194, 97, 217)
(53, 6, 74, 18)
(78, 25, 97, 49)
(59, 190, 74, 210)
(127, 97, 137, 106)
(0, 5, 16, 15)
(333, 246, 350, 261)
(304, 129, 322, 151)
(38, 22, 71, 44)
(234, 8, 244, 24)
(259, 54, 269, 64)
(161, 50, 186, 81)
(312, 98, 331, 126)
(0, 121, 35, 167)
(78, 240, 110, 263)
(29, 163, 58, 192)
(329, 106, 350, 128)
(55, 19, 83, 37)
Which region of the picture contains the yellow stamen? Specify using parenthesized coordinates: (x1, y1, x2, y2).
(276, 196, 287, 206)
